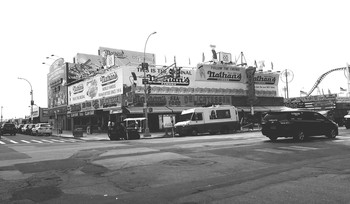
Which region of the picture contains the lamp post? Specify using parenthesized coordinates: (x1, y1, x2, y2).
(18, 77, 33, 122)
(143, 31, 157, 137)
(1, 106, 3, 123)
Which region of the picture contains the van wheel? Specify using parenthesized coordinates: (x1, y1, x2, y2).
(191, 129, 198, 136)
(326, 128, 337, 139)
(293, 131, 305, 141)
(268, 135, 278, 142)
(220, 126, 229, 134)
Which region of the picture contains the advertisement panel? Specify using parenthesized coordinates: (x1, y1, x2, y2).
(67, 53, 105, 84)
(47, 58, 68, 108)
(68, 68, 123, 105)
(121, 64, 279, 97)
(99, 47, 156, 67)
(195, 64, 245, 82)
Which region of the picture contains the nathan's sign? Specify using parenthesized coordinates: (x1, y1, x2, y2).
(254, 74, 277, 85)
(146, 74, 190, 86)
(196, 64, 244, 82)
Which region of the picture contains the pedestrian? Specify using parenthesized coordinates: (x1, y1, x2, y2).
(107, 120, 112, 136)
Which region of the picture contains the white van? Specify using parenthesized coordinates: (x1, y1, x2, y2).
(174, 105, 240, 136)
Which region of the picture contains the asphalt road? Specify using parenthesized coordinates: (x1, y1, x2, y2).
(1, 128, 350, 203)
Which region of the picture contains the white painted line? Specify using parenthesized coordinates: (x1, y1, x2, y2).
(0, 141, 6, 144)
(20, 140, 31, 143)
(31, 140, 43, 143)
(50, 139, 66, 143)
(255, 148, 291, 154)
(8, 140, 18, 144)
(279, 146, 318, 151)
(40, 139, 54, 143)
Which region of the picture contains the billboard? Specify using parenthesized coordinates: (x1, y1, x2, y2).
(47, 58, 68, 108)
(68, 67, 123, 105)
(99, 47, 156, 67)
(67, 53, 105, 84)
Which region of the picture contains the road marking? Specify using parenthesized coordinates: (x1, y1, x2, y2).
(0, 141, 6, 144)
(50, 139, 66, 143)
(8, 140, 18, 144)
(31, 140, 43, 143)
(255, 148, 291, 154)
(41, 139, 55, 143)
(279, 146, 318, 151)
(63, 139, 83, 142)
(20, 140, 31, 143)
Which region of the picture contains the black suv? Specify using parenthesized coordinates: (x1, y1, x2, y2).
(261, 110, 338, 142)
(0, 123, 17, 136)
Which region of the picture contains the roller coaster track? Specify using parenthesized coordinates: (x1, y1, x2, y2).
(306, 67, 347, 96)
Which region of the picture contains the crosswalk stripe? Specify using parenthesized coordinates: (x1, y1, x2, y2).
(20, 140, 31, 143)
(255, 148, 291, 154)
(41, 139, 54, 143)
(8, 140, 18, 144)
(279, 146, 318, 151)
(62, 139, 81, 142)
(31, 140, 43, 143)
(0, 141, 5, 144)
(50, 139, 66, 143)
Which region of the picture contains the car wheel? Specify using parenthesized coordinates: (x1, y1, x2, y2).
(326, 128, 337, 139)
(268, 135, 278, 142)
(191, 129, 198, 136)
(293, 131, 305, 142)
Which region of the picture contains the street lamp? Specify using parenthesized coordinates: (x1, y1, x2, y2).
(143, 31, 157, 137)
(18, 77, 34, 122)
(1, 106, 3, 123)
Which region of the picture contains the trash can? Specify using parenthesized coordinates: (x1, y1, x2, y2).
(127, 129, 140, 140)
(73, 128, 83, 137)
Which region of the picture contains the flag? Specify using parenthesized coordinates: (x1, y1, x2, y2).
(254, 60, 257, 68)
(328, 89, 331, 95)
(271, 62, 274, 70)
(164, 56, 167, 63)
(300, 90, 307, 95)
(202, 52, 205, 62)
(189, 58, 191, 65)
(340, 87, 347, 91)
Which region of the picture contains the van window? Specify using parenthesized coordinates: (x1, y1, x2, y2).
(216, 110, 231, 119)
(192, 113, 203, 121)
(210, 110, 217, 119)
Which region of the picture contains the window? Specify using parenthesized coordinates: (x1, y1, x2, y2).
(302, 112, 315, 120)
(210, 110, 217, 119)
(216, 110, 231, 119)
(192, 113, 203, 121)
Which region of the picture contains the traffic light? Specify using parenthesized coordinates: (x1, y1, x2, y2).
(141, 62, 149, 72)
(175, 67, 181, 78)
(169, 68, 175, 78)
(147, 85, 151, 94)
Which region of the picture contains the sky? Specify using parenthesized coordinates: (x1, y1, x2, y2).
(1, 0, 350, 120)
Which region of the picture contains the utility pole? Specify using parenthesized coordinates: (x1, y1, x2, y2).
(142, 31, 157, 137)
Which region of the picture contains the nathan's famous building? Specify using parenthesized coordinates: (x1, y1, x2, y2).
(47, 47, 284, 133)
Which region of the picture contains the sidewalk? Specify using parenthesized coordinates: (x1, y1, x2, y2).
(53, 126, 261, 141)
(52, 130, 166, 141)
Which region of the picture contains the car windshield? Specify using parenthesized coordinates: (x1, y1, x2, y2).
(179, 113, 193, 122)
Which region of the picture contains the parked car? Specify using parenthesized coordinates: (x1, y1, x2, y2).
(261, 110, 338, 142)
(23, 124, 35, 135)
(16, 124, 24, 134)
(344, 114, 350, 129)
(31, 123, 52, 136)
(0, 123, 17, 136)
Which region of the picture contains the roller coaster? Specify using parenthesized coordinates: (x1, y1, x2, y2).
(305, 66, 349, 96)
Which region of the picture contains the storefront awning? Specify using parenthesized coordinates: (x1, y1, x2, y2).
(236, 106, 288, 112)
(124, 106, 196, 114)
